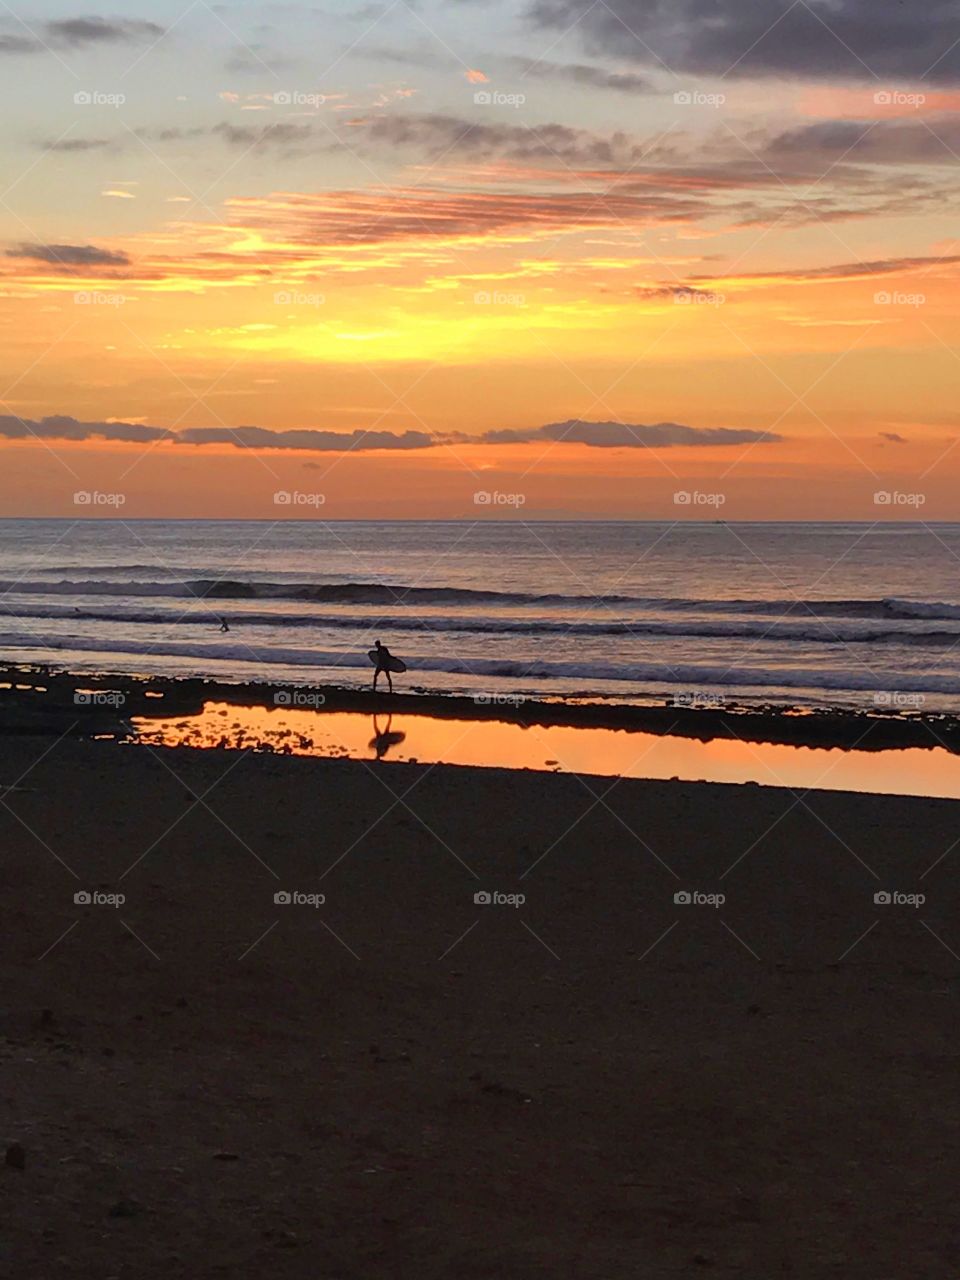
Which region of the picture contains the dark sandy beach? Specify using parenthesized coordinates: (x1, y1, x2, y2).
(3, 722, 960, 1276)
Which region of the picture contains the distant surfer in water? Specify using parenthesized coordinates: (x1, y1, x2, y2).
(370, 638, 405, 693)
(218, 616, 230, 633)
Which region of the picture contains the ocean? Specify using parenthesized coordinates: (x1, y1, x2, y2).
(4, 519, 960, 711)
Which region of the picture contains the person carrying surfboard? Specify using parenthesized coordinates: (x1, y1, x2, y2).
(370, 638, 405, 692)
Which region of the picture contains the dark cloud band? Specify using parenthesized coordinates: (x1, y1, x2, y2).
(527, 0, 960, 83)
(0, 415, 782, 452)
(6, 243, 131, 267)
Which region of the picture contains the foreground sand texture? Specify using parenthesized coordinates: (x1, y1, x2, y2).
(4, 737, 960, 1276)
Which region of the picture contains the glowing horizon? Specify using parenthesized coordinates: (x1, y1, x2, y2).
(1, 0, 958, 518)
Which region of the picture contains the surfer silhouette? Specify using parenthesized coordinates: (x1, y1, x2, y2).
(218, 616, 230, 633)
(369, 713, 406, 760)
(369, 638, 406, 692)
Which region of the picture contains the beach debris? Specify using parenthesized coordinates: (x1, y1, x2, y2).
(5, 1142, 25, 1169)
(108, 1198, 142, 1218)
(473, 1075, 533, 1104)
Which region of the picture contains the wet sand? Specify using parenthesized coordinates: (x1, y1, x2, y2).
(3, 729, 960, 1276)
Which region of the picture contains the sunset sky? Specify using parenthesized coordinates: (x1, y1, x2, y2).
(2, 0, 959, 518)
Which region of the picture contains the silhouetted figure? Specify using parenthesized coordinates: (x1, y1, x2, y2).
(218, 616, 230, 633)
(369, 713, 406, 760)
(372, 639, 395, 692)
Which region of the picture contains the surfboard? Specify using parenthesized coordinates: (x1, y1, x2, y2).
(368, 649, 407, 673)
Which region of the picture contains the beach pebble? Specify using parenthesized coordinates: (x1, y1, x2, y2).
(5, 1142, 25, 1169)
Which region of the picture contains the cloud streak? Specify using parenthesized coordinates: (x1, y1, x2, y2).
(527, 0, 960, 82)
(0, 17, 163, 55)
(0, 415, 783, 452)
(478, 420, 782, 447)
(5, 242, 131, 267)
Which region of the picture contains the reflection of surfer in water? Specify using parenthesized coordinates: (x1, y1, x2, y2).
(369, 713, 406, 760)
(369, 638, 406, 693)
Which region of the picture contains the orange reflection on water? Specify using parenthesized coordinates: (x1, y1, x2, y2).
(128, 701, 960, 800)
